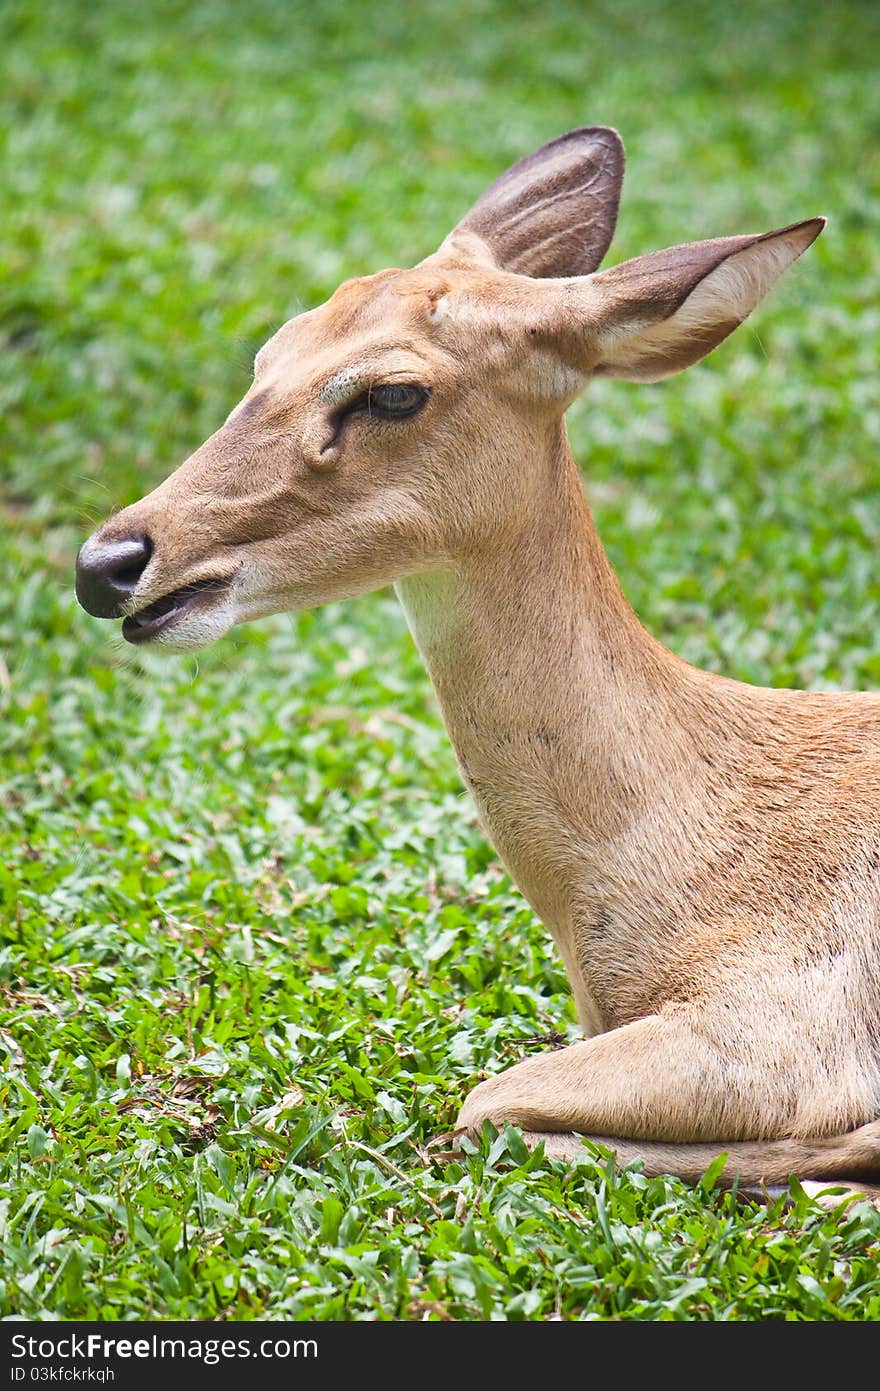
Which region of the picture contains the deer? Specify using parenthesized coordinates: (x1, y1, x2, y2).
(75, 127, 880, 1203)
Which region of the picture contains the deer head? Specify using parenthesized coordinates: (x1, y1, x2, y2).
(75, 127, 822, 650)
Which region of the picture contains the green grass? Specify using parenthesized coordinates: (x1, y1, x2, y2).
(3, 0, 880, 1320)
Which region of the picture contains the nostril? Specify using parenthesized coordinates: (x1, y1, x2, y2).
(113, 536, 153, 588)
(116, 564, 146, 585)
(75, 532, 154, 619)
(101, 535, 152, 592)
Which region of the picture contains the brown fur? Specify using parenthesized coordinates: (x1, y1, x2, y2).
(76, 128, 879, 1200)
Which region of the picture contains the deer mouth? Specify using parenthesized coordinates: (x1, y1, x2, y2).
(121, 578, 230, 645)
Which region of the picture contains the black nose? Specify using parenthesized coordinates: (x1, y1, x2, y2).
(75, 533, 153, 618)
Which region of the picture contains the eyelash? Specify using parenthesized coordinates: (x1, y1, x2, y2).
(342, 383, 430, 420)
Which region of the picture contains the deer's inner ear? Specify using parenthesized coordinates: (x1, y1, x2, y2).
(523, 218, 825, 391)
(587, 219, 825, 382)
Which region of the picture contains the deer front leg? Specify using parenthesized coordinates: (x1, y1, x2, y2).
(457, 1013, 783, 1145)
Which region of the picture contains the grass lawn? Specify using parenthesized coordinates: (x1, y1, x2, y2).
(2, 0, 880, 1320)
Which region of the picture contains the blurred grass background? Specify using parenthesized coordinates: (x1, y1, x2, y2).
(2, 0, 880, 1320)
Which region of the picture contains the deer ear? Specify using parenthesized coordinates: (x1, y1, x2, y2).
(580, 218, 825, 382)
(438, 127, 625, 278)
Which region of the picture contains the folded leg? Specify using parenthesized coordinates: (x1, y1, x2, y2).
(456, 1013, 880, 1197)
(458, 1013, 777, 1143)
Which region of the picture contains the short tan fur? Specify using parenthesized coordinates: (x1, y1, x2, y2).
(76, 128, 880, 1199)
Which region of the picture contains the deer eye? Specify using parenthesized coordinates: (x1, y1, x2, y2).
(364, 383, 429, 418)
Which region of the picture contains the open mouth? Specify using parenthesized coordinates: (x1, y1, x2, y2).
(121, 578, 229, 645)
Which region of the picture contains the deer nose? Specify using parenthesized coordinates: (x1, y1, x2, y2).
(75, 533, 153, 618)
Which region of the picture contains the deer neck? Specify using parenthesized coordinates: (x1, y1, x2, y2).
(395, 422, 699, 1001)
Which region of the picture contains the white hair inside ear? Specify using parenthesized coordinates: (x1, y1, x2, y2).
(586, 218, 825, 383)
